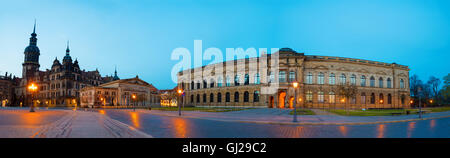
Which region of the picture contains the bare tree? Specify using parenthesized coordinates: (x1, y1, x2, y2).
(441, 74, 450, 104)
(337, 83, 358, 115)
(410, 74, 422, 98)
(427, 76, 441, 104)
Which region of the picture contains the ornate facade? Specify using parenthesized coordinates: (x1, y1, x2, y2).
(79, 76, 160, 107)
(177, 48, 411, 109)
(14, 23, 119, 107)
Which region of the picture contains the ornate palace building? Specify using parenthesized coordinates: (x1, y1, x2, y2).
(14, 23, 119, 107)
(177, 48, 411, 109)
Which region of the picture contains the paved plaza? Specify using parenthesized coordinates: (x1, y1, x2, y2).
(0, 107, 449, 138)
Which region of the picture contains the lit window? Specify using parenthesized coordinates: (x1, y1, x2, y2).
(329, 92, 335, 103)
(306, 91, 313, 102)
(318, 91, 324, 103)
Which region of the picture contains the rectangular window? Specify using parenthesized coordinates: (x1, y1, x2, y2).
(279, 71, 286, 82)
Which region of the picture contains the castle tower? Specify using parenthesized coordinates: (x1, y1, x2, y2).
(22, 20, 40, 81)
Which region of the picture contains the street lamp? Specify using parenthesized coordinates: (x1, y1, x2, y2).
(177, 89, 184, 116)
(132, 94, 137, 111)
(27, 83, 38, 112)
(292, 81, 299, 122)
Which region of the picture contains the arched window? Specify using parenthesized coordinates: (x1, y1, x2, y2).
(190, 95, 194, 103)
(244, 91, 249, 102)
(329, 73, 336, 85)
(210, 93, 214, 102)
(210, 79, 215, 88)
(400, 79, 405, 88)
(234, 92, 240, 102)
(388, 94, 392, 104)
(387, 78, 392, 88)
(340, 74, 346, 85)
(306, 72, 313, 84)
(370, 76, 375, 87)
(329, 92, 335, 103)
(197, 82, 201, 89)
(218, 77, 223, 87)
(379, 93, 384, 104)
(244, 74, 249, 85)
(379, 77, 383, 88)
(361, 92, 366, 104)
(306, 91, 313, 102)
(191, 81, 195, 90)
(217, 93, 222, 102)
(225, 92, 230, 102)
(318, 91, 324, 103)
(351, 74, 356, 85)
(254, 73, 260, 84)
(203, 93, 207, 103)
(196, 94, 200, 103)
(289, 71, 296, 82)
(318, 72, 324, 84)
(234, 75, 240, 86)
(370, 93, 375, 104)
(279, 71, 286, 82)
(203, 80, 208, 88)
(253, 91, 260, 102)
(361, 75, 366, 87)
(226, 76, 231, 87)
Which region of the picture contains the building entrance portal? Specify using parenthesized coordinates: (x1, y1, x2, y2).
(278, 91, 286, 108)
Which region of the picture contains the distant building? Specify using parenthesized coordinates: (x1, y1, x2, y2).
(80, 76, 159, 107)
(0, 72, 16, 107)
(159, 86, 177, 107)
(14, 22, 120, 107)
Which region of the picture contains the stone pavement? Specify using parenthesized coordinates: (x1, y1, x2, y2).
(0, 108, 152, 138)
(133, 108, 450, 125)
(34, 111, 152, 138)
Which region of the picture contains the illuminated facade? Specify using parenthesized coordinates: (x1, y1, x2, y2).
(177, 48, 411, 109)
(80, 76, 160, 107)
(14, 23, 119, 107)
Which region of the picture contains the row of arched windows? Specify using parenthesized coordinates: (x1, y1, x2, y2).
(190, 74, 261, 90)
(190, 91, 260, 103)
(303, 91, 398, 104)
(305, 72, 405, 89)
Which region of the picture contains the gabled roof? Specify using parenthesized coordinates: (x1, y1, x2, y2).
(100, 76, 157, 91)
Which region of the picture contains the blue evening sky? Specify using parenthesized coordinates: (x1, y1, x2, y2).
(0, 0, 449, 89)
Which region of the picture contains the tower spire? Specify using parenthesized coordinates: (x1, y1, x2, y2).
(33, 19, 36, 34)
(66, 40, 70, 55)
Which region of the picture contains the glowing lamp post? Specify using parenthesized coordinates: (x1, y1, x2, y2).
(132, 94, 137, 111)
(28, 83, 38, 112)
(292, 82, 299, 122)
(177, 89, 184, 116)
